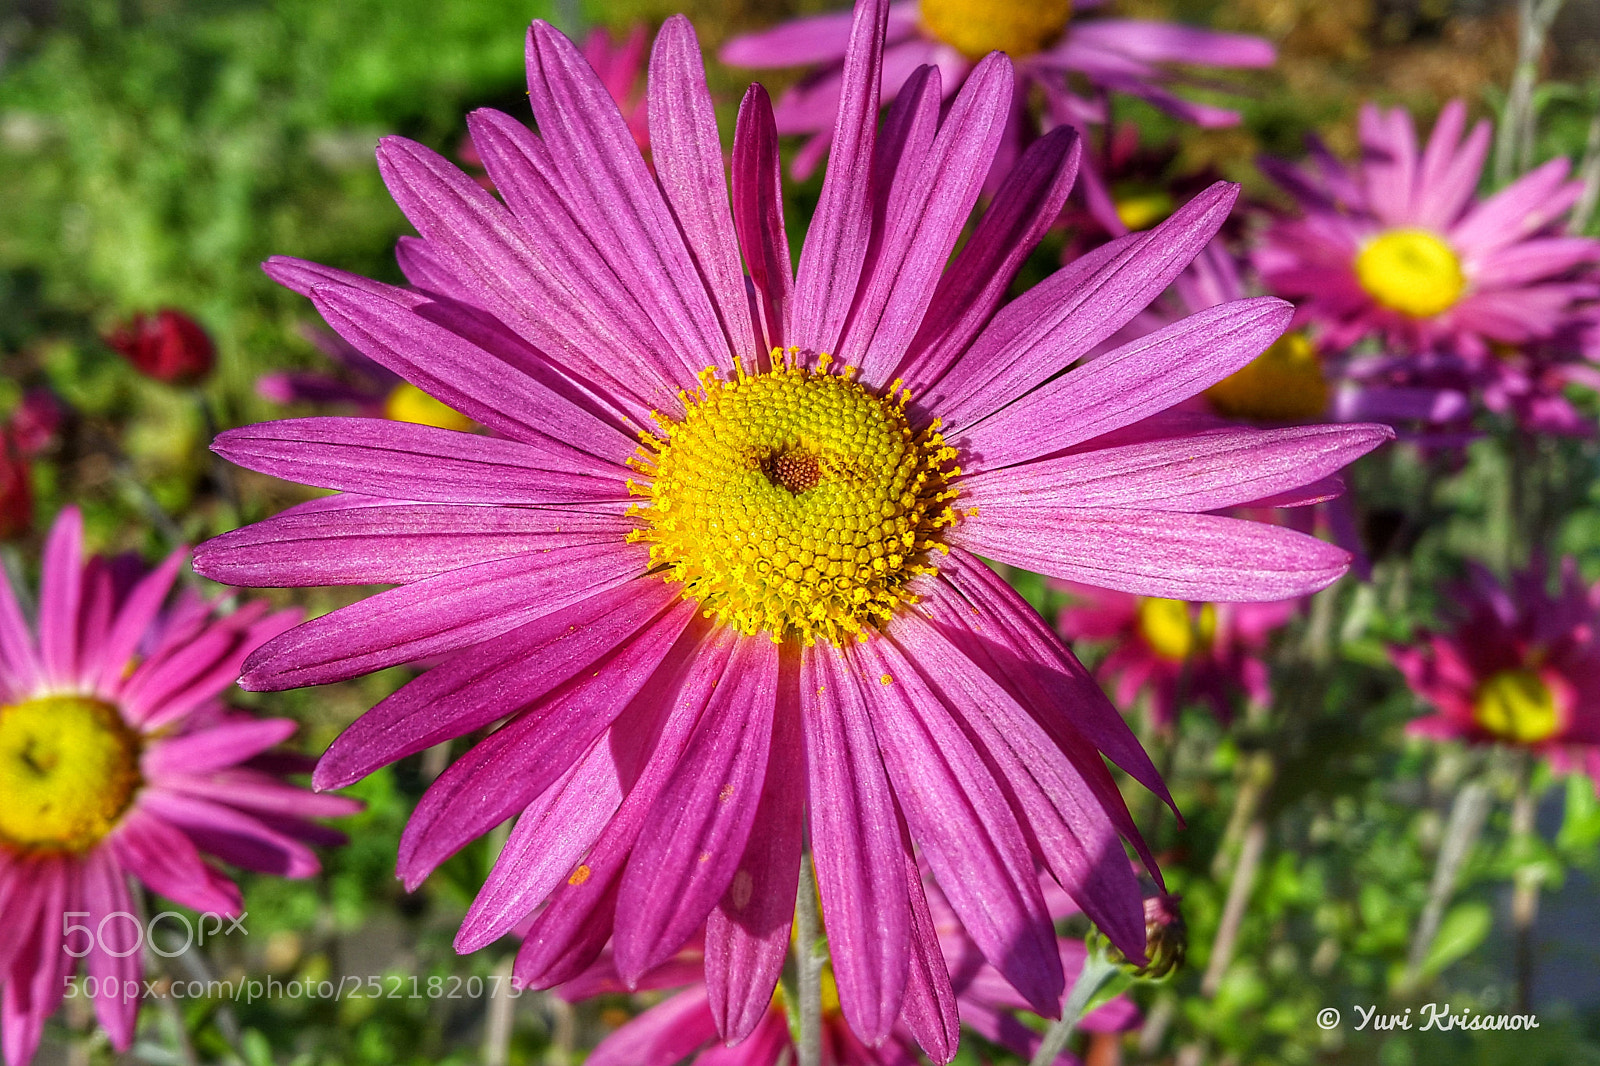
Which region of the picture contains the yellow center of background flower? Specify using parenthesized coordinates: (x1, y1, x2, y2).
(1353, 228, 1466, 318)
(383, 381, 475, 432)
(1114, 188, 1176, 232)
(920, 0, 1073, 59)
(1204, 331, 1330, 422)
(1138, 598, 1216, 661)
(0, 696, 142, 852)
(631, 350, 960, 645)
(1472, 668, 1561, 744)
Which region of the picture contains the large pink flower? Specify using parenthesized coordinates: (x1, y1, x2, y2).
(0, 508, 358, 1066)
(197, 2, 1387, 1055)
(1394, 559, 1600, 785)
(1055, 581, 1296, 727)
(1257, 100, 1600, 360)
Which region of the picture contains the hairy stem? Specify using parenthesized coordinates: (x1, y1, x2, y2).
(1402, 779, 1493, 990)
(1029, 950, 1120, 1066)
(794, 850, 825, 1066)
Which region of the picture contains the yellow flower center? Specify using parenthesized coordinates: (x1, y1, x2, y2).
(1137, 598, 1217, 661)
(629, 350, 961, 646)
(0, 696, 141, 853)
(1114, 188, 1175, 232)
(1472, 669, 1562, 744)
(1204, 331, 1330, 422)
(920, 0, 1073, 59)
(1353, 228, 1467, 318)
(383, 382, 475, 432)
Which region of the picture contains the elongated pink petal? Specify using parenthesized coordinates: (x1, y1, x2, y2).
(585, 987, 718, 1066)
(139, 790, 321, 878)
(855, 638, 1064, 1017)
(395, 602, 699, 889)
(953, 506, 1351, 601)
(792, 0, 890, 356)
(212, 417, 629, 507)
(961, 423, 1393, 513)
(648, 16, 758, 364)
(146, 719, 298, 776)
(316, 580, 679, 789)
(957, 297, 1293, 470)
(898, 832, 959, 1063)
(800, 641, 909, 1043)
(456, 738, 625, 953)
(37, 506, 84, 684)
(614, 636, 779, 982)
(109, 808, 243, 916)
(705, 645, 804, 1042)
(82, 849, 140, 1050)
(239, 542, 649, 691)
(733, 85, 794, 350)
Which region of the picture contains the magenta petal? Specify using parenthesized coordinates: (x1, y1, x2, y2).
(953, 506, 1351, 601)
(109, 808, 243, 916)
(196, 503, 632, 588)
(800, 642, 909, 1044)
(648, 16, 758, 364)
(37, 505, 84, 685)
(239, 542, 648, 691)
(854, 637, 1065, 1018)
(81, 849, 139, 1051)
(792, 0, 890, 357)
(613, 636, 779, 982)
(898, 839, 960, 1064)
(705, 645, 804, 1043)
(456, 739, 625, 953)
(516, 626, 738, 988)
(146, 718, 298, 776)
(957, 296, 1294, 470)
(961, 423, 1394, 513)
(139, 790, 321, 878)
(2, 859, 69, 1066)
(732, 85, 794, 351)
(903, 126, 1081, 391)
(394, 600, 698, 887)
(316, 581, 679, 790)
(211, 417, 629, 507)
(585, 987, 718, 1066)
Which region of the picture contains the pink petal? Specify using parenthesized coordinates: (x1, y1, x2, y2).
(732, 85, 795, 351)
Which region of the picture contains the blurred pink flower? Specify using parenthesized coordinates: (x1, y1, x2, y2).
(103, 309, 216, 385)
(0, 508, 359, 1065)
(1393, 559, 1600, 786)
(1056, 581, 1297, 726)
(1257, 100, 1600, 360)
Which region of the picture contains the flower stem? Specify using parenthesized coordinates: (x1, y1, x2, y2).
(1028, 950, 1120, 1066)
(794, 850, 825, 1066)
(1509, 757, 1542, 1011)
(1402, 778, 1492, 990)
(1495, 0, 1568, 183)
(1201, 818, 1268, 998)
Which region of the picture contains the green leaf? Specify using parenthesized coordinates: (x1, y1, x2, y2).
(1419, 900, 1491, 979)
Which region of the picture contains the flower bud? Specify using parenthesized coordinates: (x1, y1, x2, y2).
(105, 309, 216, 385)
(1091, 894, 1187, 980)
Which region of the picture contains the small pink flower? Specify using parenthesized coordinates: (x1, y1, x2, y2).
(0, 508, 360, 1065)
(1056, 581, 1296, 726)
(1393, 559, 1600, 786)
(1257, 100, 1600, 360)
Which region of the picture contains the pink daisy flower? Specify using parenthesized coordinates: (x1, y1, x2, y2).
(1055, 581, 1296, 726)
(196, 2, 1387, 1054)
(554, 873, 1139, 1066)
(720, 0, 1274, 223)
(1257, 100, 1600, 360)
(1393, 559, 1600, 786)
(0, 508, 358, 1066)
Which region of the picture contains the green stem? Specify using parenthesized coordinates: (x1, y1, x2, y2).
(1402, 778, 1492, 991)
(794, 851, 824, 1066)
(1029, 951, 1119, 1066)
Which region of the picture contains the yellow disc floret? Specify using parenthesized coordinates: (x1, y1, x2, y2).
(1473, 668, 1562, 744)
(0, 696, 141, 853)
(920, 0, 1072, 59)
(1354, 228, 1467, 318)
(1138, 598, 1217, 661)
(630, 349, 961, 645)
(384, 381, 475, 432)
(1205, 331, 1331, 422)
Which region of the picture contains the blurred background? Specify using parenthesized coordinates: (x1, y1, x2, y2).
(4, 0, 1600, 1063)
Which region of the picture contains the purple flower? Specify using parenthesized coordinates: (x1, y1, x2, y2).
(720, 0, 1273, 228)
(1257, 100, 1600, 360)
(1055, 581, 1297, 727)
(197, 3, 1387, 1054)
(0, 508, 358, 1066)
(1393, 559, 1600, 786)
